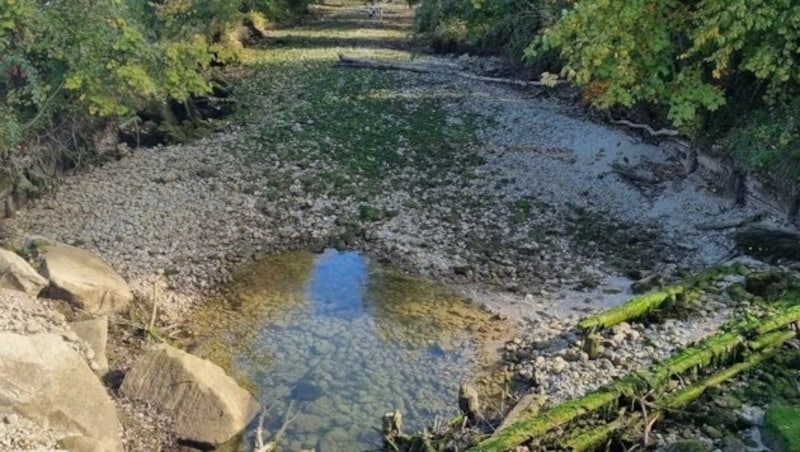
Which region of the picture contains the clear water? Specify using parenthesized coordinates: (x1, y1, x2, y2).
(187, 249, 507, 451)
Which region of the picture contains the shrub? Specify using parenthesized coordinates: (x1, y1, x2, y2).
(0, 0, 313, 193)
(532, 0, 800, 130)
(414, 0, 564, 64)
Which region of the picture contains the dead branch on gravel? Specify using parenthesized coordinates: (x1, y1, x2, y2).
(254, 400, 299, 452)
(609, 117, 680, 138)
(147, 280, 159, 341)
(695, 212, 766, 231)
(611, 161, 661, 185)
(337, 54, 562, 88)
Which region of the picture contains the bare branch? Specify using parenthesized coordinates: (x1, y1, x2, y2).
(337, 54, 562, 88)
(609, 118, 680, 137)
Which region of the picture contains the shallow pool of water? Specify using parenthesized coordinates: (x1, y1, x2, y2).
(186, 249, 508, 451)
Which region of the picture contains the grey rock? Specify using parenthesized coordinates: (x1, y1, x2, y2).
(0, 248, 48, 296)
(120, 343, 260, 446)
(719, 436, 748, 452)
(40, 243, 133, 314)
(68, 317, 109, 375)
(0, 332, 122, 451)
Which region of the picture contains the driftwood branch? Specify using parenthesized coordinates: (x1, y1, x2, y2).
(611, 161, 661, 185)
(609, 118, 680, 138)
(337, 55, 561, 88)
(695, 212, 766, 231)
(254, 400, 299, 452)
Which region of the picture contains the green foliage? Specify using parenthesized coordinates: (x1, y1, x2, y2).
(414, 0, 564, 63)
(0, 0, 312, 165)
(723, 99, 800, 181)
(533, 0, 800, 129)
(763, 405, 800, 452)
(244, 0, 315, 23)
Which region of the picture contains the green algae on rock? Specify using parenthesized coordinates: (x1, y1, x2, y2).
(763, 405, 800, 452)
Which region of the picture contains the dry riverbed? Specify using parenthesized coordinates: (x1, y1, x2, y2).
(1, 1, 795, 450)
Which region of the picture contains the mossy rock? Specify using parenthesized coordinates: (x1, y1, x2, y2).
(762, 405, 800, 452)
(663, 439, 712, 452)
(745, 271, 790, 301)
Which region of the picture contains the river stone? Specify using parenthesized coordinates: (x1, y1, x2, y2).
(318, 427, 354, 451)
(39, 243, 133, 314)
(0, 248, 47, 296)
(292, 413, 330, 434)
(68, 317, 109, 375)
(0, 332, 123, 451)
(120, 343, 260, 446)
(291, 380, 325, 402)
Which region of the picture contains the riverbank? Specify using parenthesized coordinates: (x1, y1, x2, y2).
(1, 1, 795, 450)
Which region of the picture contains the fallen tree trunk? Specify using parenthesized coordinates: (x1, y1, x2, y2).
(578, 264, 746, 335)
(753, 304, 800, 336)
(611, 161, 661, 185)
(578, 285, 686, 334)
(475, 290, 799, 451)
(695, 212, 766, 231)
(473, 330, 745, 450)
(561, 334, 791, 452)
(337, 55, 560, 88)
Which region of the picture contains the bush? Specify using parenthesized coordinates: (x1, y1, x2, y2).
(414, 0, 564, 66)
(723, 99, 800, 181)
(0, 0, 313, 184)
(532, 0, 800, 130)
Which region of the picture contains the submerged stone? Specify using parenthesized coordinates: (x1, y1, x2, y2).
(183, 249, 510, 449)
(291, 380, 325, 402)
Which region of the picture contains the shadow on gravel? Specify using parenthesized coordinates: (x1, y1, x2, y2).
(300, 18, 411, 32)
(259, 35, 410, 51)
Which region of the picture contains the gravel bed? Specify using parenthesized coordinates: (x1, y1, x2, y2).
(0, 2, 792, 450)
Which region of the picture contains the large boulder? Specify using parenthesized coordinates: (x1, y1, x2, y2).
(120, 343, 260, 446)
(0, 248, 48, 296)
(68, 317, 109, 375)
(0, 332, 123, 451)
(39, 243, 132, 314)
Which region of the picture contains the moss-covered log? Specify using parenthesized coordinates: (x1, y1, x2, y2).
(473, 389, 620, 450)
(753, 304, 800, 336)
(559, 414, 638, 452)
(555, 332, 793, 452)
(578, 285, 687, 333)
(578, 264, 747, 334)
(473, 320, 792, 450)
(663, 345, 786, 410)
(473, 330, 745, 450)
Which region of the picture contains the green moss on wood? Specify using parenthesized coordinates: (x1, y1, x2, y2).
(578, 285, 687, 333)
